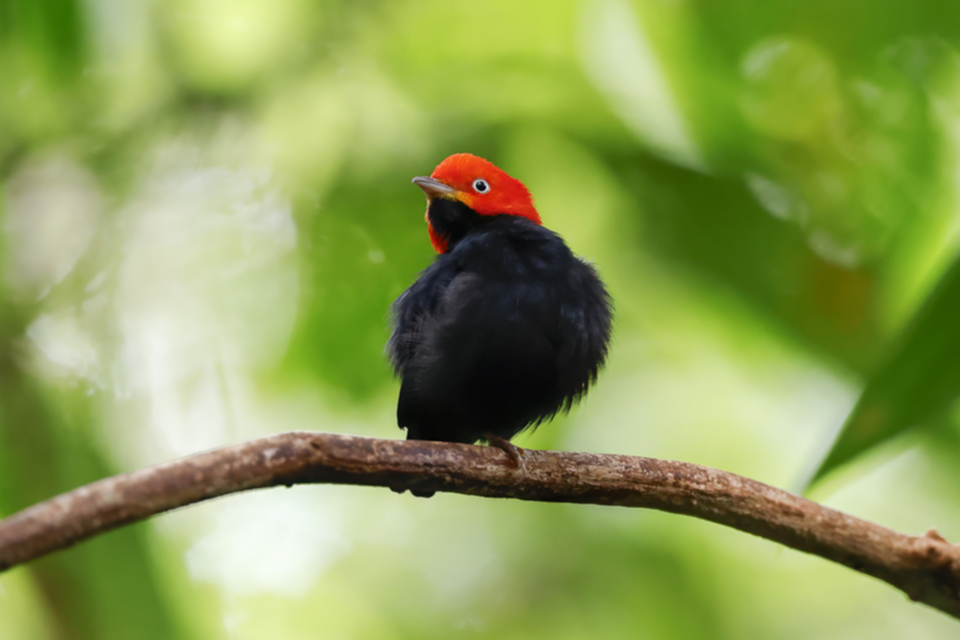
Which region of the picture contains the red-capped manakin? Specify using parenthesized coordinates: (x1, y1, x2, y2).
(388, 153, 613, 453)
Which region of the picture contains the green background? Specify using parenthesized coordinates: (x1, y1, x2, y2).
(3, 0, 960, 637)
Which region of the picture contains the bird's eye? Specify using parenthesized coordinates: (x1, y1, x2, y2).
(472, 179, 490, 194)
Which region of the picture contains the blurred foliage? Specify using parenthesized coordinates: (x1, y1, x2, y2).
(812, 254, 960, 483)
(4, 0, 960, 638)
(0, 305, 188, 640)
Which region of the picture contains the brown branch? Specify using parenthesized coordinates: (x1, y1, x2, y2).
(1, 431, 959, 618)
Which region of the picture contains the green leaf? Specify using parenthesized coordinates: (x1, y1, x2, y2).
(809, 253, 960, 485)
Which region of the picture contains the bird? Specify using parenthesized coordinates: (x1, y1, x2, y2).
(387, 153, 613, 462)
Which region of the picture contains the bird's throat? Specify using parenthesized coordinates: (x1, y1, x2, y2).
(426, 198, 491, 254)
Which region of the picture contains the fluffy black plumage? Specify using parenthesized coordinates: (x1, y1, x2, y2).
(388, 198, 613, 445)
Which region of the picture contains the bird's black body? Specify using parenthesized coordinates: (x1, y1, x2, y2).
(388, 198, 613, 444)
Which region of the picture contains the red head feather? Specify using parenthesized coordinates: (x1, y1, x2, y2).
(416, 154, 541, 253)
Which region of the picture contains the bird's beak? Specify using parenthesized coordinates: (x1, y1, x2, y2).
(412, 176, 457, 199)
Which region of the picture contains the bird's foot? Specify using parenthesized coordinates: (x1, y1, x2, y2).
(390, 485, 436, 498)
(484, 434, 526, 473)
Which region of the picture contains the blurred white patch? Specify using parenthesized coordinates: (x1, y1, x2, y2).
(107, 133, 299, 461)
(807, 231, 861, 268)
(746, 173, 809, 224)
(10, 129, 303, 467)
(27, 311, 101, 381)
(747, 171, 862, 266)
(580, 0, 704, 170)
(163, 0, 308, 90)
(82, 0, 171, 128)
(186, 490, 349, 597)
(3, 155, 102, 298)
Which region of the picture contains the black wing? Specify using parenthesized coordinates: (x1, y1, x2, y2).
(387, 256, 459, 375)
(396, 270, 562, 443)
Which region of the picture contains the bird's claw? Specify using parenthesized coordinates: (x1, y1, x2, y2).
(485, 434, 527, 475)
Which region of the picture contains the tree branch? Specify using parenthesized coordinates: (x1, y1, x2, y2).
(1, 431, 958, 617)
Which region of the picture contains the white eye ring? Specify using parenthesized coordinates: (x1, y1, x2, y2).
(472, 178, 490, 194)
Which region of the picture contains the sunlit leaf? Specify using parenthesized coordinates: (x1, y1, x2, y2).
(810, 253, 960, 484)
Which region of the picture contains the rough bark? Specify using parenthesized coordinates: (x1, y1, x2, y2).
(1, 431, 958, 618)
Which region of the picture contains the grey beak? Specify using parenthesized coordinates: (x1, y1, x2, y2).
(412, 176, 457, 198)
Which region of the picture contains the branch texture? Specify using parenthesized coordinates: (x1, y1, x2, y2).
(1, 431, 958, 617)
